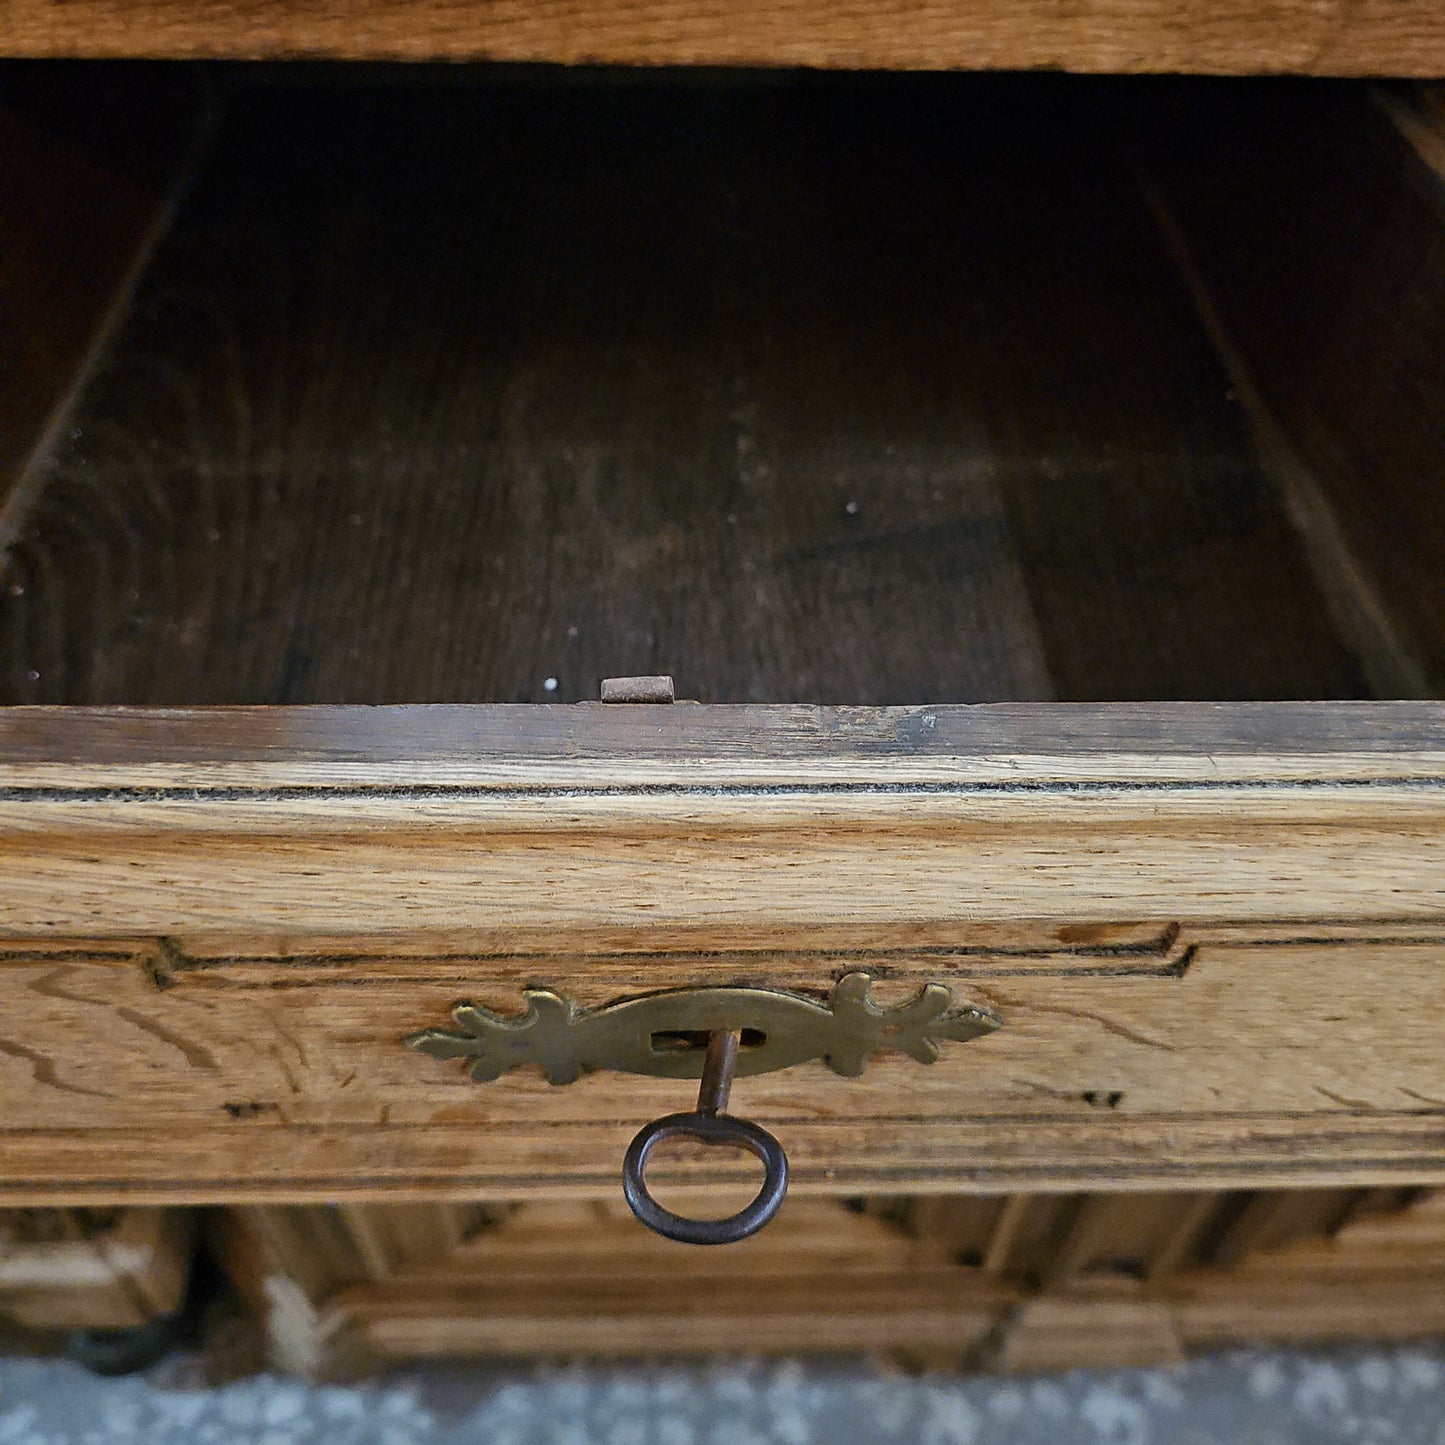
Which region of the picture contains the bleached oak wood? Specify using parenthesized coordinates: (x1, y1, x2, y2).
(0, 1208, 194, 1329)
(1168, 1192, 1445, 1346)
(994, 1284, 1186, 1372)
(0, 703, 1442, 1202)
(2, 703, 1443, 936)
(229, 1200, 1009, 1370)
(0, 0, 1441, 74)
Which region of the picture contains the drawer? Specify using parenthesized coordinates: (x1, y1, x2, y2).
(0, 68, 1442, 1211)
(2, 702, 1442, 1202)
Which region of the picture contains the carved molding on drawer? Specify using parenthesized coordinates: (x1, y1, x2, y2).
(0, 921, 1202, 989)
(11, 918, 1445, 995)
(2, 919, 1443, 1206)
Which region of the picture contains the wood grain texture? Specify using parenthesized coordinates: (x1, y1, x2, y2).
(2, 931, 1444, 1200)
(220, 1191, 1445, 1374)
(231, 1199, 1008, 1371)
(1167, 1190, 1445, 1348)
(0, 702, 1440, 1199)
(0, 74, 1441, 1216)
(0, 76, 1369, 708)
(1146, 83, 1445, 694)
(1, 703, 1443, 933)
(0, 66, 203, 527)
(2, 0, 1444, 74)
(9, 1112, 1445, 1205)
(0, 1207, 194, 1329)
(875, 1189, 1257, 1280)
(236, 1204, 499, 1299)
(0, 698, 1441, 1205)
(994, 1285, 1186, 1371)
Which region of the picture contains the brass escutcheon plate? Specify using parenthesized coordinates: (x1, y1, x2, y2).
(406, 972, 1000, 1085)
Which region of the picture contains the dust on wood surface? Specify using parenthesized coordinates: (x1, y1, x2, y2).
(0, 75, 1369, 708)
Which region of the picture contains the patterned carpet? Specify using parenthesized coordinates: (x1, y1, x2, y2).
(1, 1346, 1444, 1444)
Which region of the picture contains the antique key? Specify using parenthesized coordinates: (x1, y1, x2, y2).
(408, 973, 1000, 1245)
(621, 1028, 790, 1245)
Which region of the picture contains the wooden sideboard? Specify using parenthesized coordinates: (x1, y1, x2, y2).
(0, 58, 1441, 1367)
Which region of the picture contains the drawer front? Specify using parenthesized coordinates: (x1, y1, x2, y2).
(1, 702, 1442, 1203)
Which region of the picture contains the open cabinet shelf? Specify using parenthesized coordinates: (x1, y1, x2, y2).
(3, 69, 1441, 707)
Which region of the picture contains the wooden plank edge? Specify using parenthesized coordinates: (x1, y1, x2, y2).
(3, 1115, 1443, 1206)
(1, 1, 1444, 75)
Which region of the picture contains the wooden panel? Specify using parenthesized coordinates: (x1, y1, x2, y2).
(236, 1204, 494, 1298)
(0, 76, 1366, 708)
(891, 1189, 1333, 1278)
(1200, 1187, 1359, 1267)
(220, 1191, 1445, 1375)
(3, 934, 1444, 1200)
(1148, 83, 1445, 694)
(1, 0, 1443, 74)
(0, 699, 1441, 1203)
(0, 67, 204, 527)
(0, 1207, 194, 1329)
(226, 1198, 1008, 1371)
(14, 1115, 1445, 1206)
(994, 1284, 1185, 1372)
(1, 703, 1441, 934)
(1169, 1191, 1445, 1347)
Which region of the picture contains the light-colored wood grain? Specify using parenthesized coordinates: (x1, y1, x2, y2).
(0, 1208, 194, 1329)
(14, 1115, 1445, 1205)
(221, 1190, 1445, 1374)
(1204, 1188, 1355, 1267)
(1, 934, 1443, 1200)
(0, 703, 1441, 1202)
(229, 1199, 1008, 1370)
(1169, 1191, 1445, 1346)
(994, 1284, 1186, 1372)
(2, 703, 1442, 936)
(0, 0, 1441, 74)
(890, 1189, 1263, 1277)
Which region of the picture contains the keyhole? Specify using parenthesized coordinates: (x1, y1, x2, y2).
(650, 1028, 766, 1054)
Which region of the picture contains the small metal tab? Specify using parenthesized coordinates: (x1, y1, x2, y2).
(600, 674, 675, 703)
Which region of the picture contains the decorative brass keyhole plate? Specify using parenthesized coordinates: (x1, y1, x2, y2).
(406, 972, 1000, 1085)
